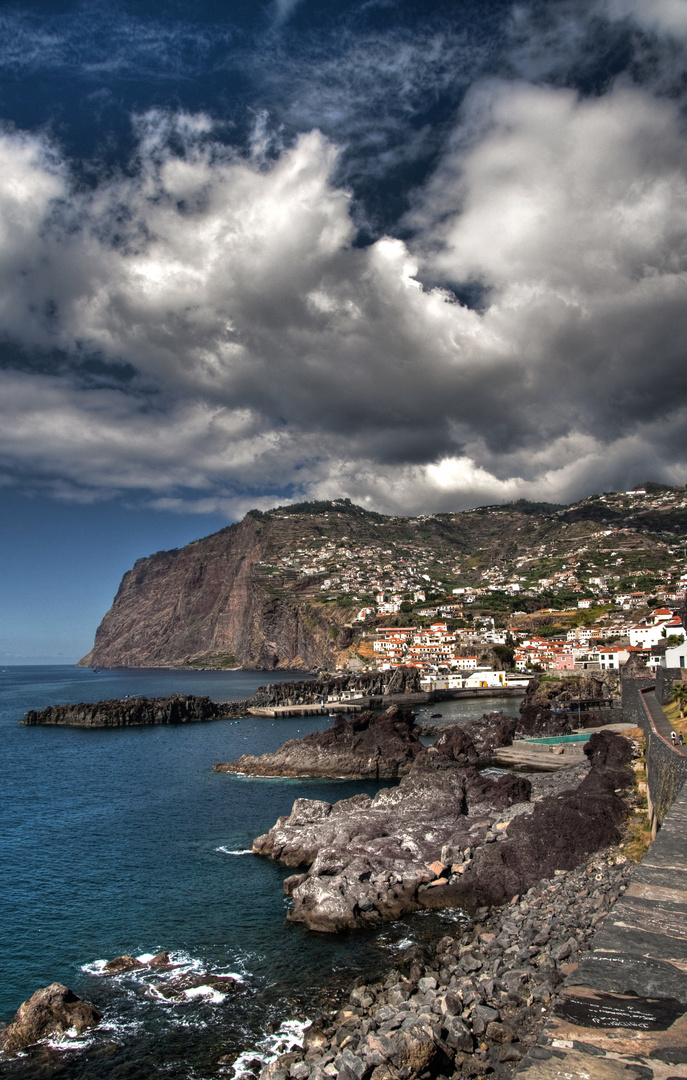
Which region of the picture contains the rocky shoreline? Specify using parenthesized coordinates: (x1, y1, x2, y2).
(252, 728, 634, 932)
(216, 706, 425, 779)
(258, 848, 635, 1080)
(19, 669, 428, 727)
(5, 673, 642, 1078)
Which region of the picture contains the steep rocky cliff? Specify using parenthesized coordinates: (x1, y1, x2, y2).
(79, 510, 360, 670)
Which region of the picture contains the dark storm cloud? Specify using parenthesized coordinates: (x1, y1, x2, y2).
(0, 0, 687, 515)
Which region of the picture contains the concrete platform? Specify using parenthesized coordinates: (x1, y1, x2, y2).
(492, 721, 637, 771)
(247, 702, 364, 717)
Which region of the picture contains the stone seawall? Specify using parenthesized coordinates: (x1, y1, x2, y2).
(622, 675, 687, 832)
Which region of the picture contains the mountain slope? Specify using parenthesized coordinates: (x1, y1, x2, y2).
(79, 489, 687, 670)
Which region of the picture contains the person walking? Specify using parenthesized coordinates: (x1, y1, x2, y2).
(671, 730, 677, 746)
(680, 733, 684, 747)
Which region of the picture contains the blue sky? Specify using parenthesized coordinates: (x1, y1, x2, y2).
(2, 0, 687, 660)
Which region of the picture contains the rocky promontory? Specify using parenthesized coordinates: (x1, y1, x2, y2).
(251, 728, 634, 932)
(22, 693, 230, 727)
(215, 706, 424, 779)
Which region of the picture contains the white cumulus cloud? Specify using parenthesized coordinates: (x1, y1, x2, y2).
(0, 79, 687, 516)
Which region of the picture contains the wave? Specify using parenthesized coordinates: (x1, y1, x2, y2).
(215, 846, 254, 855)
(43, 1028, 97, 1052)
(229, 1019, 310, 1079)
(182, 985, 228, 1004)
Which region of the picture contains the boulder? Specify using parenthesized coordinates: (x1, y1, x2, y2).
(148, 951, 172, 968)
(103, 954, 144, 973)
(0, 983, 101, 1055)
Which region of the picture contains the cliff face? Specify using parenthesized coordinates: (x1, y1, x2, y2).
(79, 512, 357, 670)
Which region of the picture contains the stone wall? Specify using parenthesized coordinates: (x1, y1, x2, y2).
(655, 664, 687, 706)
(646, 729, 687, 827)
(622, 675, 687, 831)
(620, 675, 654, 734)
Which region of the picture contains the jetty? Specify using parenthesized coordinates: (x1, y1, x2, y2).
(247, 702, 365, 718)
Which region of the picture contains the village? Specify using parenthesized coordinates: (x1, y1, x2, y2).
(263, 487, 687, 683)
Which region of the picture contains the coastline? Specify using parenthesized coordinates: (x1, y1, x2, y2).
(259, 846, 636, 1080)
(2, 669, 645, 1080)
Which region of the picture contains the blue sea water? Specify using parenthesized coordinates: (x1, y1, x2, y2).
(1, 667, 515, 1078)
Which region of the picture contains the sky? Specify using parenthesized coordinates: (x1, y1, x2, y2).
(2, 0, 687, 661)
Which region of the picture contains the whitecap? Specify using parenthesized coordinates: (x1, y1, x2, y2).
(80, 959, 108, 975)
(216, 846, 254, 855)
(43, 1027, 95, 1051)
(182, 985, 227, 1004)
(230, 1019, 309, 1079)
(136, 952, 156, 963)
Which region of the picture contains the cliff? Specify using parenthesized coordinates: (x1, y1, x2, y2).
(79, 508, 363, 670)
(78, 490, 687, 671)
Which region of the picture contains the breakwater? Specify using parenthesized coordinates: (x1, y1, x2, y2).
(22, 693, 228, 727)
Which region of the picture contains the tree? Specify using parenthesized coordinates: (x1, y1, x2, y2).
(671, 682, 687, 719)
(492, 644, 515, 669)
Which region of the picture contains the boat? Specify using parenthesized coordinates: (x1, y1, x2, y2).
(429, 712, 443, 718)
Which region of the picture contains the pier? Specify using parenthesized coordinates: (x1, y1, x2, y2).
(247, 702, 365, 718)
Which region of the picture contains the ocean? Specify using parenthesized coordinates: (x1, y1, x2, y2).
(1, 666, 516, 1079)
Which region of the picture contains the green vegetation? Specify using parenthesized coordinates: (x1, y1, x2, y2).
(671, 682, 687, 718)
(185, 653, 238, 668)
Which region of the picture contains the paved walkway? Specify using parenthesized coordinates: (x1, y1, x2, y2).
(516, 780, 687, 1079)
(643, 689, 686, 755)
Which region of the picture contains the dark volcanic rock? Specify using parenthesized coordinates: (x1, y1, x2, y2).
(103, 954, 144, 973)
(0, 983, 101, 1055)
(517, 675, 618, 736)
(22, 693, 227, 727)
(248, 668, 424, 707)
(151, 974, 239, 1000)
(454, 731, 634, 910)
(252, 727, 532, 931)
(215, 706, 423, 778)
(252, 729, 633, 932)
(258, 849, 636, 1080)
(461, 711, 519, 754)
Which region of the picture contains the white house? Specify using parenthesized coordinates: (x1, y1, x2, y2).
(597, 646, 630, 670)
(629, 616, 685, 648)
(663, 643, 687, 669)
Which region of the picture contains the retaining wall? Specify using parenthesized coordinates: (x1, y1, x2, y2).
(622, 675, 687, 831)
(655, 663, 687, 705)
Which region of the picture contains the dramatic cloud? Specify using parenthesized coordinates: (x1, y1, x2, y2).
(1, 61, 687, 515)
